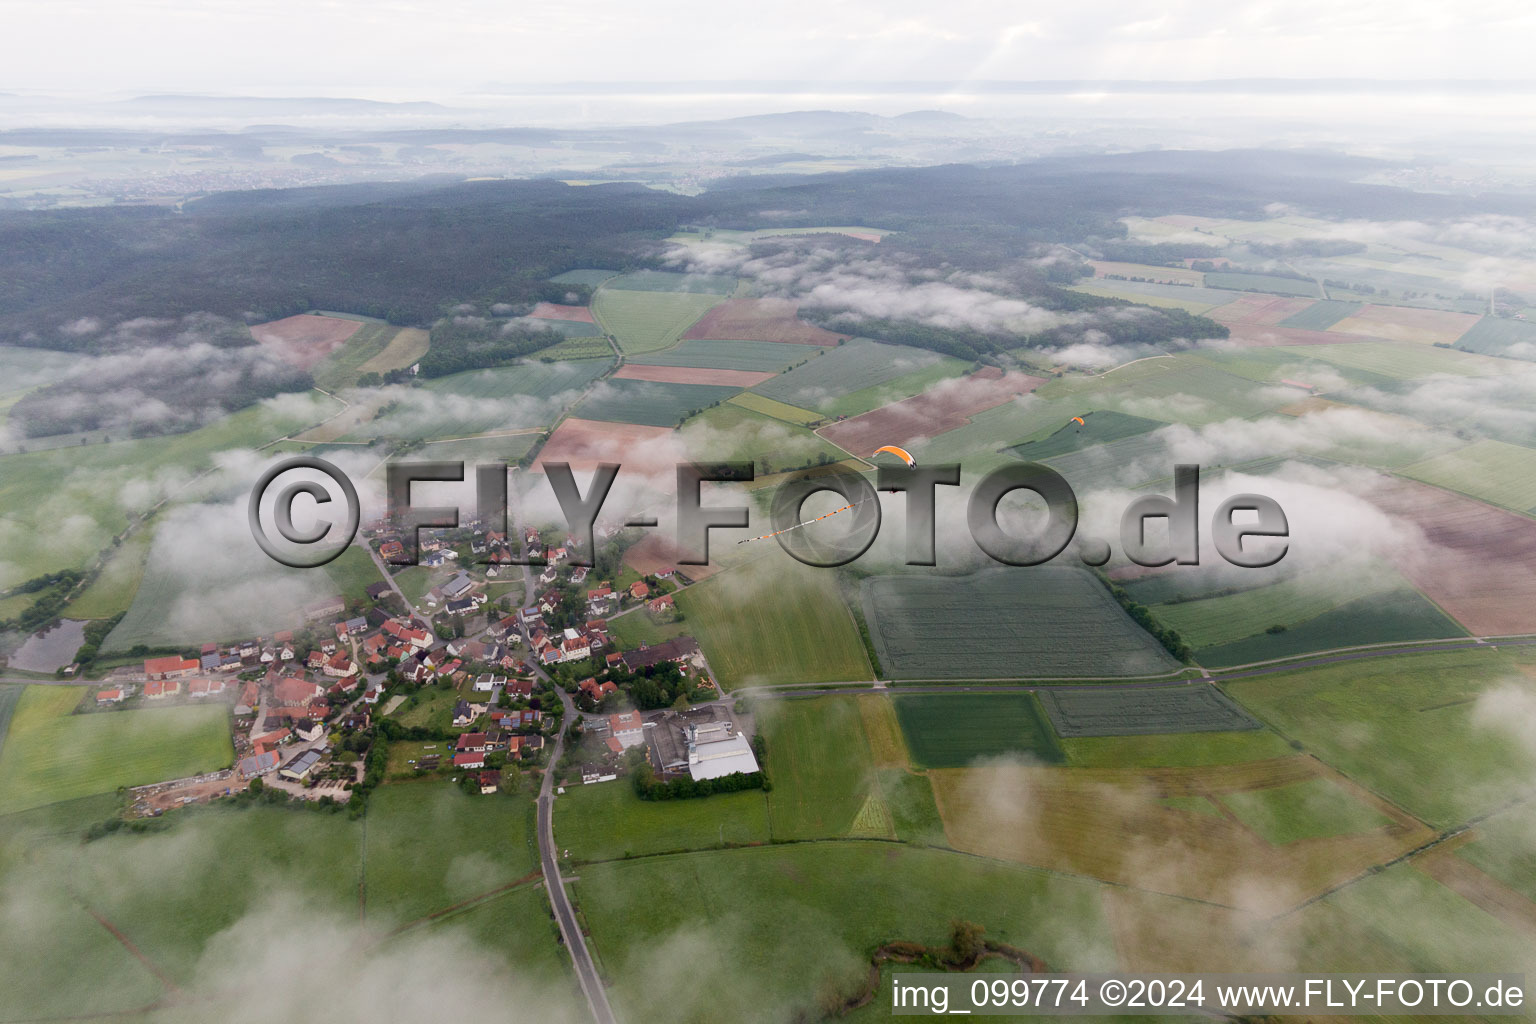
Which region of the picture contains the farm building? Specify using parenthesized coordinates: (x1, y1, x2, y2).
(646, 705, 759, 782)
(279, 749, 323, 781)
(619, 636, 701, 672)
(143, 655, 198, 679)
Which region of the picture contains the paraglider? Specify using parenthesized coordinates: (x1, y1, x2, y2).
(871, 444, 916, 468)
(736, 498, 869, 545)
(1070, 416, 1085, 427)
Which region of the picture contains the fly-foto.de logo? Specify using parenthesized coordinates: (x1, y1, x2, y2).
(249, 457, 1290, 572)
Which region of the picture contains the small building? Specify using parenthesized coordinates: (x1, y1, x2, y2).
(478, 771, 500, 795)
(279, 748, 323, 781)
(453, 751, 486, 770)
(95, 688, 126, 705)
(608, 709, 647, 749)
(143, 655, 198, 680)
(238, 747, 281, 778)
(581, 764, 617, 785)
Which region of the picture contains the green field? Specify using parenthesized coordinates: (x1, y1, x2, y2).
(1453, 315, 1536, 360)
(311, 322, 403, 390)
(631, 339, 825, 372)
(538, 336, 617, 360)
(1219, 777, 1394, 844)
(513, 314, 604, 337)
(1066, 278, 1236, 309)
(572, 843, 1117, 1024)
(361, 781, 539, 923)
(0, 395, 339, 588)
(322, 544, 388, 603)
(676, 558, 872, 688)
(818, 355, 976, 419)
(1401, 438, 1536, 512)
(549, 268, 620, 286)
(394, 565, 435, 606)
(1300, 340, 1505, 380)
(605, 607, 686, 649)
(0, 785, 578, 1020)
(759, 696, 877, 839)
(751, 340, 962, 413)
(1225, 648, 1536, 827)
(864, 567, 1180, 679)
(1195, 589, 1467, 667)
(554, 775, 770, 860)
(357, 359, 612, 440)
(685, 403, 846, 472)
(577, 377, 741, 426)
(0, 344, 79, 400)
(1152, 570, 1392, 649)
(101, 524, 335, 652)
(1204, 271, 1319, 297)
(603, 269, 735, 294)
(592, 288, 725, 354)
(0, 685, 22, 758)
(1038, 685, 1259, 738)
(0, 686, 233, 815)
(1321, 864, 1532, 972)
(1006, 410, 1164, 462)
(1277, 299, 1362, 330)
(893, 693, 1064, 768)
(726, 390, 823, 425)
(62, 528, 154, 619)
(1455, 801, 1536, 902)
(1060, 727, 1296, 768)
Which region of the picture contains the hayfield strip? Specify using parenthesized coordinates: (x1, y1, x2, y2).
(1208, 294, 1315, 325)
(682, 297, 848, 345)
(1328, 304, 1481, 345)
(630, 339, 825, 372)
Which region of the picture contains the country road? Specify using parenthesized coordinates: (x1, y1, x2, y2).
(511, 497, 619, 1024)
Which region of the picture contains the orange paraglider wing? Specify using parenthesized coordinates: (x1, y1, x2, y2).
(871, 445, 917, 467)
(1070, 416, 1085, 426)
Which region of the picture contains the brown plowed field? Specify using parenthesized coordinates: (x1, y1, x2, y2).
(1209, 294, 1315, 324)
(612, 363, 774, 388)
(682, 298, 848, 345)
(534, 417, 676, 473)
(623, 532, 723, 581)
(1221, 323, 1380, 347)
(818, 367, 1044, 454)
(530, 302, 596, 323)
(249, 314, 362, 369)
(1362, 475, 1536, 635)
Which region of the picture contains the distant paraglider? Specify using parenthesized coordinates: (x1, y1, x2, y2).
(1070, 416, 1085, 427)
(871, 444, 916, 468)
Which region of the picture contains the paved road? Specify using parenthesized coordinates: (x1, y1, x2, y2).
(730, 636, 1536, 700)
(511, 500, 618, 1024)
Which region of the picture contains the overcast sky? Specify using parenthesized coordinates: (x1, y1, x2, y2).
(1, 0, 1532, 97)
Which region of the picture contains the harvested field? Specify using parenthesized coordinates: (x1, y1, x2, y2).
(356, 326, 429, 375)
(727, 391, 823, 426)
(928, 756, 1432, 911)
(612, 363, 774, 388)
(1359, 475, 1536, 635)
(818, 368, 1044, 455)
(534, 417, 675, 473)
(683, 298, 849, 345)
(529, 301, 595, 323)
(857, 694, 909, 769)
(1208, 294, 1315, 324)
(1038, 685, 1260, 738)
(1330, 304, 1481, 345)
(249, 314, 361, 370)
(1221, 323, 1377, 347)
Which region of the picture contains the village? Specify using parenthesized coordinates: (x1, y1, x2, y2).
(88, 519, 758, 818)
